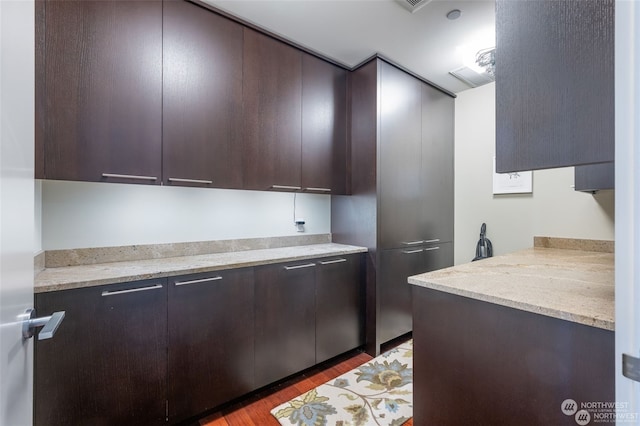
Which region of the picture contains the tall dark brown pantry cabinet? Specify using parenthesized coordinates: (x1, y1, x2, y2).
(332, 58, 455, 355)
(37, 0, 162, 184)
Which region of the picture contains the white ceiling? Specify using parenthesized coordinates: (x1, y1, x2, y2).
(203, 0, 496, 94)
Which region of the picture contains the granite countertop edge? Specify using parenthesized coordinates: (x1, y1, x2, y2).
(408, 246, 614, 331)
(35, 243, 368, 293)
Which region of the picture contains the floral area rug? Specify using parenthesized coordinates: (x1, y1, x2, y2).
(271, 339, 413, 426)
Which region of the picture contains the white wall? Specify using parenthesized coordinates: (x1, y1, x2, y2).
(40, 180, 330, 250)
(454, 83, 615, 264)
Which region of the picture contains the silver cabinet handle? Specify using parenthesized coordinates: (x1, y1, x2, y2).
(304, 187, 331, 192)
(174, 276, 222, 286)
(22, 308, 65, 340)
(270, 185, 302, 191)
(284, 263, 316, 271)
(424, 239, 441, 244)
(102, 173, 157, 181)
(318, 258, 347, 265)
(101, 284, 163, 297)
(402, 240, 424, 245)
(402, 249, 423, 254)
(168, 177, 213, 185)
(423, 246, 441, 251)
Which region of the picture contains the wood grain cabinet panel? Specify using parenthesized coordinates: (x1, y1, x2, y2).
(413, 288, 614, 425)
(41, 0, 162, 184)
(242, 29, 302, 191)
(495, 0, 614, 172)
(167, 268, 254, 423)
(333, 58, 455, 355)
(162, 0, 243, 189)
(34, 279, 168, 426)
(254, 261, 316, 388)
(574, 162, 614, 192)
(378, 242, 452, 344)
(315, 254, 364, 363)
(302, 54, 348, 195)
(378, 61, 423, 250)
(421, 83, 454, 243)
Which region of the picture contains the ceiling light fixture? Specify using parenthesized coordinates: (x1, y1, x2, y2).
(475, 47, 495, 77)
(446, 9, 461, 20)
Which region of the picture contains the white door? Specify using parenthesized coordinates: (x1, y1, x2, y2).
(0, 0, 36, 425)
(615, 0, 640, 417)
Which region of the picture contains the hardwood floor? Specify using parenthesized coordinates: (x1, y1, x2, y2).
(194, 346, 413, 426)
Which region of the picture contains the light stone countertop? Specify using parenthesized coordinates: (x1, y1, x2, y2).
(408, 246, 614, 330)
(35, 243, 367, 293)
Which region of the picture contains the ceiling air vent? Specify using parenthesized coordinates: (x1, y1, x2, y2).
(395, 0, 433, 14)
(449, 66, 495, 88)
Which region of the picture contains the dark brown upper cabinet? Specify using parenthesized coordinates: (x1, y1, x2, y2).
(495, 0, 614, 173)
(242, 28, 303, 191)
(162, 0, 243, 189)
(302, 54, 348, 195)
(39, 0, 162, 185)
(575, 162, 614, 192)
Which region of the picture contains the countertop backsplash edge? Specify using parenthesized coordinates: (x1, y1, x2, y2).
(43, 233, 333, 268)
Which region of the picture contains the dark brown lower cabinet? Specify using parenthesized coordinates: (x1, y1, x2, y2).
(254, 261, 317, 389)
(167, 268, 254, 424)
(378, 242, 452, 344)
(34, 279, 168, 426)
(35, 254, 364, 423)
(412, 287, 615, 425)
(315, 255, 364, 363)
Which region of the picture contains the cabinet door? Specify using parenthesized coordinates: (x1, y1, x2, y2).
(302, 54, 348, 195)
(422, 241, 454, 274)
(574, 162, 614, 192)
(34, 279, 167, 426)
(42, 0, 162, 184)
(243, 29, 302, 191)
(379, 61, 423, 249)
(421, 84, 454, 243)
(168, 268, 254, 423)
(495, 0, 614, 172)
(254, 261, 316, 388)
(316, 255, 364, 363)
(379, 247, 424, 344)
(163, 0, 243, 189)
(378, 242, 453, 344)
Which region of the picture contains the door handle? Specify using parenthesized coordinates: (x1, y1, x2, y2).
(174, 276, 222, 286)
(284, 263, 316, 271)
(402, 249, 424, 254)
(21, 308, 65, 340)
